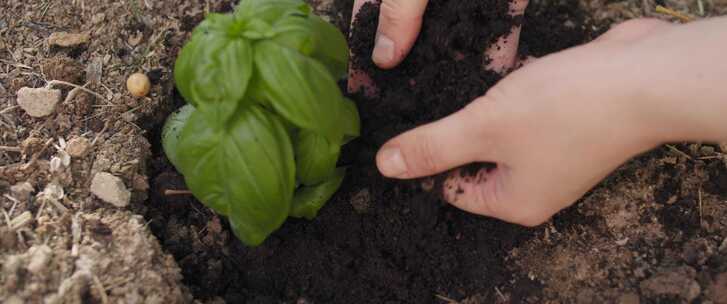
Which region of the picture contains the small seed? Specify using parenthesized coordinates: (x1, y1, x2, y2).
(126, 72, 151, 97)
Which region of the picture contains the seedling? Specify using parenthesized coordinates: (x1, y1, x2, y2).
(162, 0, 360, 246)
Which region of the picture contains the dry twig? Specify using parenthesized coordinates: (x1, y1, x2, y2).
(656, 5, 693, 22)
(164, 189, 193, 196)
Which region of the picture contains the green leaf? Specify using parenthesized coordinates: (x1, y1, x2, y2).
(307, 15, 349, 78)
(268, 14, 349, 79)
(295, 130, 340, 185)
(290, 168, 346, 220)
(235, 0, 310, 24)
(175, 105, 296, 246)
(253, 41, 343, 141)
(340, 98, 361, 143)
(174, 16, 253, 126)
(161, 104, 196, 170)
(174, 14, 234, 107)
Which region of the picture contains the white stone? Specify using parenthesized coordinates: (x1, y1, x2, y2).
(719, 142, 727, 153)
(10, 182, 34, 201)
(16, 87, 61, 117)
(90, 172, 131, 208)
(27, 245, 52, 274)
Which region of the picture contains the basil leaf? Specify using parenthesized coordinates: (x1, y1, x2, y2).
(307, 15, 349, 79)
(172, 109, 230, 216)
(176, 105, 295, 246)
(268, 17, 315, 56)
(295, 130, 340, 185)
(290, 168, 346, 220)
(340, 98, 361, 144)
(174, 14, 234, 107)
(235, 0, 310, 24)
(253, 41, 343, 141)
(161, 104, 196, 170)
(269, 14, 349, 79)
(174, 15, 253, 126)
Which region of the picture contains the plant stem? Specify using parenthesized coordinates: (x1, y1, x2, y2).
(164, 189, 193, 196)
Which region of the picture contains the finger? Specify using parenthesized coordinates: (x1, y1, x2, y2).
(352, 0, 372, 19)
(376, 98, 501, 179)
(516, 55, 537, 68)
(485, 0, 529, 73)
(596, 18, 673, 42)
(442, 166, 556, 227)
(348, 0, 378, 95)
(372, 0, 429, 69)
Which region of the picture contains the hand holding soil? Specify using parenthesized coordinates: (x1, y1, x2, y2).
(348, 0, 529, 93)
(376, 17, 727, 226)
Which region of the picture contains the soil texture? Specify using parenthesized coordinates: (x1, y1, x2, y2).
(2, 0, 727, 303)
(147, 0, 603, 303)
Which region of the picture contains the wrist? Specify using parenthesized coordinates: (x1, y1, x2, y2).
(626, 17, 727, 144)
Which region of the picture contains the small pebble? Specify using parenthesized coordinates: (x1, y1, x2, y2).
(48, 31, 90, 48)
(10, 182, 34, 201)
(91, 13, 105, 25)
(85, 56, 104, 84)
(700, 146, 716, 156)
(640, 266, 701, 302)
(618, 293, 640, 304)
(17, 87, 61, 117)
(26, 245, 52, 274)
(719, 238, 727, 253)
(126, 72, 150, 97)
(5, 296, 23, 304)
(132, 174, 149, 191)
(128, 31, 144, 47)
(66, 137, 90, 158)
(350, 189, 371, 214)
(90, 172, 131, 208)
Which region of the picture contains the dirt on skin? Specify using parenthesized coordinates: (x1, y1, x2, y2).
(2, 0, 727, 304)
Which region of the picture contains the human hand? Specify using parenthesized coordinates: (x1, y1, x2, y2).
(375, 17, 727, 226)
(348, 0, 529, 93)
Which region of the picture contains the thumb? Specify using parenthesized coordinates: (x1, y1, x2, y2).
(372, 0, 429, 69)
(376, 99, 500, 179)
(442, 166, 557, 227)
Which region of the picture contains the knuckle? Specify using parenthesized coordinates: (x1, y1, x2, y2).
(411, 132, 441, 174)
(474, 175, 549, 227)
(468, 86, 513, 130)
(472, 172, 508, 218)
(380, 0, 424, 22)
(474, 182, 500, 217)
(510, 0, 529, 15)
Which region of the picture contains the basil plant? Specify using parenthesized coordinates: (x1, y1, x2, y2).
(162, 0, 360, 246)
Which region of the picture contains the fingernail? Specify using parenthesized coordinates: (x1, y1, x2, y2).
(378, 147, 408, 177)
(372, 33, 395, 65)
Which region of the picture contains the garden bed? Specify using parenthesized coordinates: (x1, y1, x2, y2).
(2, 0, 727, 303)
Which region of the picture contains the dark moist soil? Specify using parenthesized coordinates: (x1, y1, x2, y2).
(145, 0, 597, 303)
